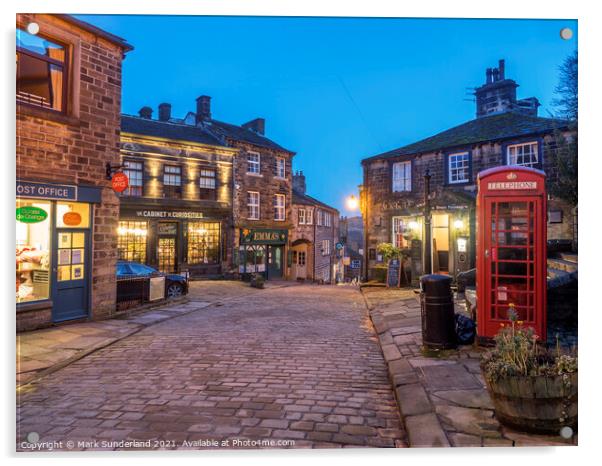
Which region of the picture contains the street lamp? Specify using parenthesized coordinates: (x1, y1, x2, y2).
(346, 195, 359, 211)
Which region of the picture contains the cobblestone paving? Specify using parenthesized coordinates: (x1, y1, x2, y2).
(17, 284, 404, 450)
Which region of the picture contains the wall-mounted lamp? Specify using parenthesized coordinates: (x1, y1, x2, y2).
(408, 221, 420, 230)
(346, 195, 359, 211)
(453, 219, 465, 229)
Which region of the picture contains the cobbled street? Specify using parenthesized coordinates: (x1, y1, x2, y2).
(17, 284, 404, 450)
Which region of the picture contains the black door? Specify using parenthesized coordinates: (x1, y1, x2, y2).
(52, 229, 89, 322)
(267, 245, 284, 279)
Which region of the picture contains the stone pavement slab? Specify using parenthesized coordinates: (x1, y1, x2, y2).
(361, 285, 577, 448)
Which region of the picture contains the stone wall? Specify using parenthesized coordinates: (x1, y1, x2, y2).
(16, 14, 129, 327)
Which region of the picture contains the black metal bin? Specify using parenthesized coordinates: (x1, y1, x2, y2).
(420, 274, 457, 349)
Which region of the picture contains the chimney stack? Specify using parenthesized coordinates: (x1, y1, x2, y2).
(486, 68, 493, 84)
(498, 59, 505, 80)
(474, 59, 518, 118)
(196, 95, 211, 124)
(138, 106, 153, 119)
(158, 103, 171, 122)
(242, 118, 266, 135)
(293, 170, 306, 195)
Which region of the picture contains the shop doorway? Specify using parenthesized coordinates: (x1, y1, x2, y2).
(53, 229, 89, 322)
(157, 222, 177, 273)
(267, 245, 284, 279)
(431, 213, 450, 274)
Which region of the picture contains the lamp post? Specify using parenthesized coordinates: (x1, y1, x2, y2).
(423, 169, 432, 275)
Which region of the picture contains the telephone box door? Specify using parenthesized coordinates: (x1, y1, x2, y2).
(481, 196, 545, 339)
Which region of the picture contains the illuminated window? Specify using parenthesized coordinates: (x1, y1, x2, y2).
(199, 169, 216, 189)
(16, 28, 67, 112)
(248, 191, 260, 220)
(187, 222, 220, 264)
(448, 152, 470, 183)
(16, 199, 51, 303)
(163, 165, 182, 198)
(247, 152, 260, 174)
(392, 217, 408, 249)
(274, 194, 285, 221)
(117, 221, 148, 263)
(507, 142, 539, 167)
(392, 161, 412, 192)
(122, 160, 143, 196)
(56, 202, 90, 228)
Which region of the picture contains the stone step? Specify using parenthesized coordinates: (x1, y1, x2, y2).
(547, 268, 578, 289)
(560, 252, 578, 263)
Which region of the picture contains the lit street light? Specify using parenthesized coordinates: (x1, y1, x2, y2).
(346, 195, 359, 211)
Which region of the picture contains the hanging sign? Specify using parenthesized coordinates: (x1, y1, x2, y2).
(112, 172, 129, 193)
(63, 212, 82, 226)
(16, 206, 48, 223)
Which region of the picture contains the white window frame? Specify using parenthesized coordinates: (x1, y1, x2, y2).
(324, 212, 332, 227)
(322, 239, 331, 256)
(199, 168, 216, 189)
(274, 194, 286, 221)
(298, 208, 306, 225)
(316, 210, 323, 226)
(306, 209, 313, 225)
(247, 151, 261, 174)
(276, 157, 286, 178)
(247, 191, 260, 220)
(392, 161, 412, 192)
(448, 152, 470, 184)
(507, 142, 539, 168)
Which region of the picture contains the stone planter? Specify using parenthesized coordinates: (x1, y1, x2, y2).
(484, 372, 577, 434)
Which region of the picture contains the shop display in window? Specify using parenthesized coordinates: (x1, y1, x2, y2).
(187, 222, 220, 265)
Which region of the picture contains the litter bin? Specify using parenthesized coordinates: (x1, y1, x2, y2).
(420, 274, 457, 349)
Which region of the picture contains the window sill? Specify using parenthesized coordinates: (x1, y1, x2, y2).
(246, 172, 263, 178)
(274, 176, 287, 181)
(247, 218, 260, 221)
(17, 103, 80, 127)
(17, 299, 53, 313)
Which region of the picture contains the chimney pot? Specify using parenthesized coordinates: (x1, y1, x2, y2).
(196, 95, 211, 124)
(158, 103, 171, 122)
(138, 106, 153, 119)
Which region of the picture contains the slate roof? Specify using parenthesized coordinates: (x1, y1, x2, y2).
(293, 189, 339, 213)
(121, 115, 226, 147)
(363, 112, 571, 163)
(207, 119, 294, 153)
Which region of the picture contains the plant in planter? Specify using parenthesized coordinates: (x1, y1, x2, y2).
(377, 242, 411, 284)
(250, 273, 265, 289)
(481, 305, 577, 434)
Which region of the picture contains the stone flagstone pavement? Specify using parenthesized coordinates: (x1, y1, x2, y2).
(361, 285, 577, 447)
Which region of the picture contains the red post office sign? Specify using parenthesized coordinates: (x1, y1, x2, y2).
(112, 172, 129, 193)
(476, 166, 547, 342)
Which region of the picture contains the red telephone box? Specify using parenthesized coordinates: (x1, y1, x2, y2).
(476, 166, 547, 341)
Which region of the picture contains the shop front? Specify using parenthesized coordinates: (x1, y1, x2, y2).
(16, 179, 101, 324)
(118, 207, 225, 277)
(238, 228, 288, 279)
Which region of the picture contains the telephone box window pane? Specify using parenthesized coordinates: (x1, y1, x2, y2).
(16, 199, 51, 303)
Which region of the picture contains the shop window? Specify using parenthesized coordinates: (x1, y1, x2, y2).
(56, 202, 90, 228)
(276, 157, 286, 178)
(122, 160, 143, 196)
(16, 28, 67, 112)
(507, 142, 539, 168)
(274, 194, 285, 221)
(117, 221, 148, 263)
(239, 245, 266, 273)
(16, 199, 51, 303)
(187, 222, 220, 265)
(163, 165, 182, 198)
(448, 152, 470, 184)
(247, 152, 261, 174)
(392, 161, 412, 192)
(248, 191, 260, 220)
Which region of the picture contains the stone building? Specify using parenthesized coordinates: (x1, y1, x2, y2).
(290, 172, 340, 282)
(117, 105, 237, 277)
(340, 216, 364, 281)
(360, 59, 576, 283)
(16, 14, 132, 330)
(197, 97, 297, 280)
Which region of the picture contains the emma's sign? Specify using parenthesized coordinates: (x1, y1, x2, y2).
(487, 181, 538, 190)
(240, 228, 287, 245)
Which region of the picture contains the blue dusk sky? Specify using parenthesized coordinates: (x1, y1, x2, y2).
(78, 15, 577, 214)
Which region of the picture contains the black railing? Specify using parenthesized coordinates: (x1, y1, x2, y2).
(116, 276, 148, 310)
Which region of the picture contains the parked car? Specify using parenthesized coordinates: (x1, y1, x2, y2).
(116, 261, 189, 298)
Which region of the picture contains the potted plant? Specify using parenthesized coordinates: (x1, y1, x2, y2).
(249, 273, 265, 289)
(481, 305, 577, 434)
(376, 243, 411, 285)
